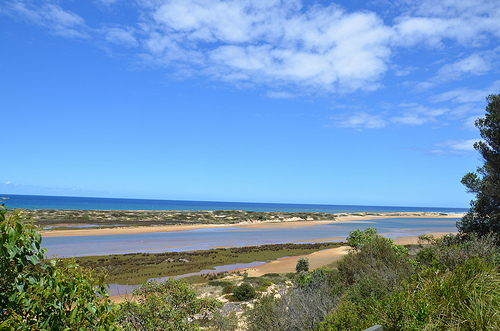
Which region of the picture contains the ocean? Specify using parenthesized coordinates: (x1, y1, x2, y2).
(1, 194, 468, 213)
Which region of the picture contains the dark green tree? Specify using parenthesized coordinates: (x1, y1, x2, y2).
(459, 93, 500, 239)
(295, 257, 310, 273)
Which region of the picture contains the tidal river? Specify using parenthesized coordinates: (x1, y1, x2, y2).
(41, 217, 459, 258)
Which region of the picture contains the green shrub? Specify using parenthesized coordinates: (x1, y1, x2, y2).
(261, 280, 273, 287)
(233, 282, 256, 301)
(337, 235, 414, 288)
(117, 278, 221, 330)
(318, 299, 375, 331)
(346, 227, 378, 251)
(417, 233, 499, 271)
(209, 309, 239, 331)
(224, 294, 238, 302)
(246, 293, 285, 331)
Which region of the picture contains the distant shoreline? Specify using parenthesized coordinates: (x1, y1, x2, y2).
(38, 211, 463, 237)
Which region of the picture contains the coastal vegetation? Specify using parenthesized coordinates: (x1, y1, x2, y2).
(17, 209, 339, 229)
(12, 208, 447, 230)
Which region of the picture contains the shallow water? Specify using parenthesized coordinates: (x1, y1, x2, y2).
(41, 217, 459, 258)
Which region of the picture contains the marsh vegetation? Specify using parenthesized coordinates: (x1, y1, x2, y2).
(69, 242, 344, 285)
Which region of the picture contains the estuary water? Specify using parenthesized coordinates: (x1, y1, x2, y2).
(42, 217, 460, 258)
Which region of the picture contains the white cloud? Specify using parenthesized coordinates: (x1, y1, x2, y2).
(431, 138, 480, 155)
(3, 0, 500, 97)
(95, 0, 118, 5)
(137, 0, 393, 92)
(464, 116, 480, 131)
(415, 49, 500, 90)
(266, 91, 295, 99)
(104, 27, 138, 47)
(436, 53, 491, 79)
(3, 1, 88, 38)
(332, 112, 388, 129)
(390, 104, 449, 126)
(437, 139, 478, 151)
(430, 80, 500, 104)
(393, 0, 500, 47)
(333, 103, 456, 129)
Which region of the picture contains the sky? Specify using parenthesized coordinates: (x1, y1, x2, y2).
(1, 0, 499, 208)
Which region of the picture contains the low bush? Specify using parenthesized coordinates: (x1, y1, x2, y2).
(233, 283, 256, 301)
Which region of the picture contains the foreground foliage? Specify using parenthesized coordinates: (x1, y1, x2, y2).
(0, 204, 117, 330)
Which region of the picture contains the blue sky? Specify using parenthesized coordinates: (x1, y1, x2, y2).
(1, 0, 499, 208)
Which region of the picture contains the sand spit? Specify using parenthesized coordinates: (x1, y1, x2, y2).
(38, 211, 463, 237)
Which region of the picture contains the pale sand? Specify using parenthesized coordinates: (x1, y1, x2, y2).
(41, 213, 463, 238)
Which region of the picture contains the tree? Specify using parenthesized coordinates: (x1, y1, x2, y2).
(295, 257, 310, 273)
(0, 203, 117, 330)
(459, 93, 500, 239)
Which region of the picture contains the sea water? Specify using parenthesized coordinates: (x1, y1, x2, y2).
(2, 194, 467, 214)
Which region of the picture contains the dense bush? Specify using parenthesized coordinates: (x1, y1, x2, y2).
(417, 233, 499, 270)
(232, 282, 256, 301)
(337, 234, 414, 290)
(246, 268, 338, 331)
(117, 278, 221, 330)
